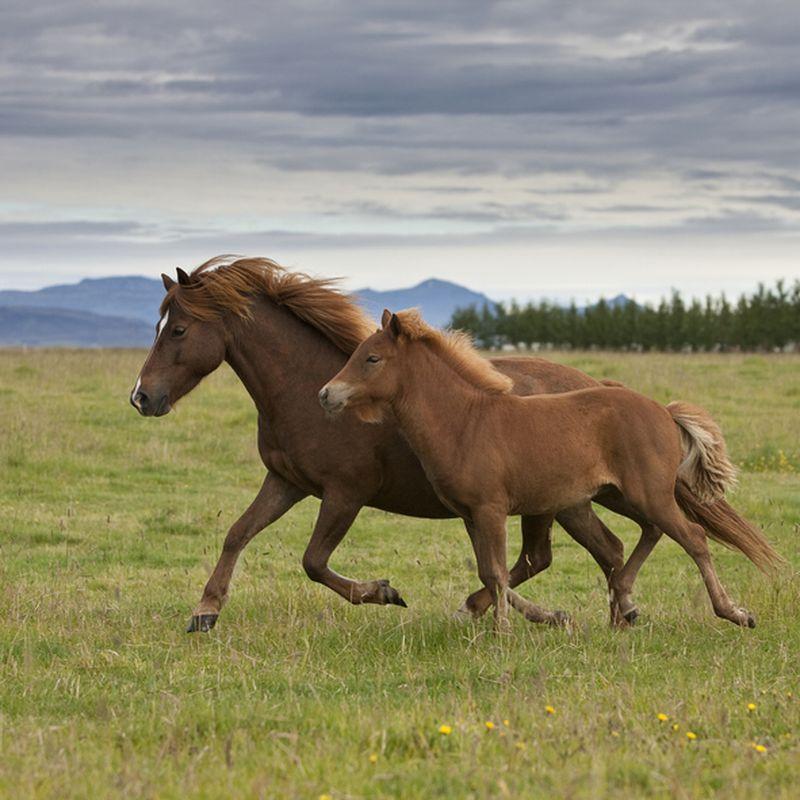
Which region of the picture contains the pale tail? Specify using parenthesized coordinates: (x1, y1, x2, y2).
(667, 401, 737, 503)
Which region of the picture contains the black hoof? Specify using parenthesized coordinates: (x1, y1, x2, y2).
(624, 608, 639, 625)
(186, 613, 218, 633)
(747, 614, 756, 629)
(377, 579, 407, 608)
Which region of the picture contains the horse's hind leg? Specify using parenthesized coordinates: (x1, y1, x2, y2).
(459, 514, 554, 618)
(613, 523, 662, 623)
(554, 504, 632, 627)
(637, 496, 755, 628)
(188, 471, 307, 632)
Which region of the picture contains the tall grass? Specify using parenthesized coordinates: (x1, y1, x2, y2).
(1, 349, 798, 798)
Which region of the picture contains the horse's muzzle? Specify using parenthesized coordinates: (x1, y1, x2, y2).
(318, 383, 348, 415)
(131, 389, 171, 417)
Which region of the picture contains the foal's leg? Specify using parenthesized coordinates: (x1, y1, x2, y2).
(188, 471, 307, 632)
(302, 491, 407, 607)
(464, 512, 511, 631)
(636, 496, 755, 627)
(459, 514, 554, 618)
(466, 513, 568, 628)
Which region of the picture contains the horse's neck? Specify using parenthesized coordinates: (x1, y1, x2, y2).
(392, 345, 488, 478)
(225, 299, 347, 418)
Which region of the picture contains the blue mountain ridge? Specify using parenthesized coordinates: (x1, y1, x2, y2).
(0, 275, 631, 347)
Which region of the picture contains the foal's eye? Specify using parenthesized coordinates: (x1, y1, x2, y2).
(366, 354, 381, 363)
(172, 326, 186, 338)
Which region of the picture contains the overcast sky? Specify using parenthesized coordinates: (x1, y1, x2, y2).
(1, 1, 798, 302)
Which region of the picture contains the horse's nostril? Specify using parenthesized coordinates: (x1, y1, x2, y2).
(319, 387, 329, 404)
(132, 390, 149, 411)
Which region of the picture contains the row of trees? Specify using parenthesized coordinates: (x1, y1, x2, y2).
(450, 280, 800, 351)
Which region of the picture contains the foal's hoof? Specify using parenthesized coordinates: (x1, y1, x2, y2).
(624, 608, 640, 625)
(186, 613, 218, 633)
(550, 610, 571, 627)
(375, 579, 407, 607)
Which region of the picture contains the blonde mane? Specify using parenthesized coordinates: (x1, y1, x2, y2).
(162, 256, 375, 354)
(396, 309, 513, 394)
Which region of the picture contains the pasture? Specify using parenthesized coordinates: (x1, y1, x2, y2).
(1, 348, 798, 798)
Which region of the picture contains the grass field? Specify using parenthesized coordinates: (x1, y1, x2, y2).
(1, 348, 799, 798)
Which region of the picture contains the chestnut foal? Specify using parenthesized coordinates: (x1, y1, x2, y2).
(320, 309, 780, 629)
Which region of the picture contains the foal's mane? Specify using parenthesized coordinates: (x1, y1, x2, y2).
(396, 309, 513, 395)
(162, 256, 375, 354)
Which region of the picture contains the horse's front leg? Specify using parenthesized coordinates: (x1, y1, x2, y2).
(302, 491, 407, 607)
(187, 471, 307, 632)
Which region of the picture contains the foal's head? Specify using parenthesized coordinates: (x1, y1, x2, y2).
(130, 269, 227, 416)
(318, 309, 406, 423)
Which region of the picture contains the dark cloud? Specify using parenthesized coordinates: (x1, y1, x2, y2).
(1, 0, 800, 281)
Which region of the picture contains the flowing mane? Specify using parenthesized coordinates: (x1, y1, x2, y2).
(396, 309, 513, 394)
(162, 256, 375, 354)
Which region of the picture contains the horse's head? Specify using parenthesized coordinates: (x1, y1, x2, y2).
(130, 268, 227, 417)
(319, 308, 404, 423)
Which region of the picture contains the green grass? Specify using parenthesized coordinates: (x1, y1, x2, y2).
(1, 348, 799, 799)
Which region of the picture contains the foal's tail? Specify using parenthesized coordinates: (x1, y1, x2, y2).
(674, 482, 783, 574)
(668, 400, 783, 573)
(667, 401, 737, 502)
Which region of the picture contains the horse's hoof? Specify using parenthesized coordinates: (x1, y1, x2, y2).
(376, 579, 407, 607)
(746, 613, 756, 629)
(186, 613, 218, 633)
(624, 608, 639, 625)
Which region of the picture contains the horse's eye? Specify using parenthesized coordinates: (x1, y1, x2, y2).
(366, 354, 381, 363)
(172, 326, 186, 338)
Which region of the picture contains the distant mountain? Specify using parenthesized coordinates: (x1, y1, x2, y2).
(0, 276, 163, 324)
(0, 306, 153, 347)
(355, 278, 496, 327)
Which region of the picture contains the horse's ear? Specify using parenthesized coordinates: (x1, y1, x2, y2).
(176, 267, 191, 286)
(388, 313, 403, 340)
(161, 273, 176, 291)
(380, 308, 392, 328)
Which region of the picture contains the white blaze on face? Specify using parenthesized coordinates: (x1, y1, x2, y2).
(156, 308, 170, 340)
(131, 308, 169, 407)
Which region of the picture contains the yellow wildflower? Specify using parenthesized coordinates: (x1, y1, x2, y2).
(369, 753, 378, 764)
(503, 719, 510, 726)
(686, 731, 697, 740)
(672, 723, 680, 731)
(485, 721, 495, 730)
(319, 795, 332, 800)
(545, 705, 556, 715)
(657, 713, 669, 722)
(752, 743, 767, 754)
(747, 702, 757, 712)
(439, 724, 452, 735)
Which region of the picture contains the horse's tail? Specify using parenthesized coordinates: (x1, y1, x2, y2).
(674, 481, 784, 574)
(667, 401, 737, 502)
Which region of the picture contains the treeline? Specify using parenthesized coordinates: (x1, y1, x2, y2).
(450, 280, 800, 351)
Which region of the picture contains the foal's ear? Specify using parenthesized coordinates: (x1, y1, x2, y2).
(176, 267, 191, 286)
(161, 273, 176, 291)
(381, 308, 403, 339)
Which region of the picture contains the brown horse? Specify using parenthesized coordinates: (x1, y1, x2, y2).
(129, 256, 747, 632)
(320, 308, 781, 629)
